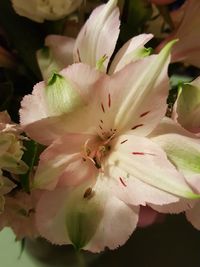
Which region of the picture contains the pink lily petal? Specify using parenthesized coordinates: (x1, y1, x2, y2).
(150, 119, 200, 198)
(37, 35, 75, 80)
(36, 179, 139, 251)
(33, 133, 97, 190)
(151, 118, 200, 195)
(108, 134, 196, 203)
(149, 198, 195, 214)
(20, 63, 103, 145)
(186, 202, 200, 230)
(137, 206, 163, 228)
(45, 35, 75, 66)
(157, 0, 200, 68)
(73, 0, 120, 71)
(109, 33, 153, 74)
(173, 77, 200, 134)
(20, 81, 49, 127)
(93, 42, 173, 136)
(85, 195, 139, 252)
(149, 116, 197, 137)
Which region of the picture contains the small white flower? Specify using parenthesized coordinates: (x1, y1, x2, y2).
(12, 0, 83, 23)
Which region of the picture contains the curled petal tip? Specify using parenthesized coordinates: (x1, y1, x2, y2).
(161, 39, 179, 54)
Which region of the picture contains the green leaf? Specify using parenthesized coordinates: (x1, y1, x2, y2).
(120, 0, 153, 41)
(20, 140, 45, 192)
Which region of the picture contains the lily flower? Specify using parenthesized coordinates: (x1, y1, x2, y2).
(37, 0, 154, 81)
(164, 76, 200, 229)
(20, 41, 199, 251)
(156, 0, 200, 68)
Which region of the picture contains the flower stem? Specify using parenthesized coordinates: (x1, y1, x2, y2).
(76, 251, 87, 267)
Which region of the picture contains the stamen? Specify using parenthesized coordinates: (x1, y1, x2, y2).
(83, 187, 95, 199)
(119, 177, 127, 187)
(76, 49, 81, 62)
(131, 124, 143, 130)
(120, 139, 128, 144)
(83, 139, 91, 156)
(140, 111, 150, 117)
(93, 156, 101, 169)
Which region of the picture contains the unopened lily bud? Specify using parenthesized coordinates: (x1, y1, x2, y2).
(173, 77, 200, 134)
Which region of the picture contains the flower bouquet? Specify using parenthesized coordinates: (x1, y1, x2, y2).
(0, 0, 200, 266)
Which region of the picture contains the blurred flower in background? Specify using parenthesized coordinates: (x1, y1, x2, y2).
(156, 0, 200, 68)
(11, 0, 83, 23)
(0, 111, 28, 219)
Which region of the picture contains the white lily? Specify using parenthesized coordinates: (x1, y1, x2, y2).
(37, 0, 153, 81)
(20, 40, 199, 251)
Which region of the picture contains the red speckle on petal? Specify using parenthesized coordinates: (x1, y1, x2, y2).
(140, 111, 150, 117)
(132, 152, 144, 155)
(132, 152, 155, 156)
(101, 103, 105, 113)
(108, 93, 111, 108)
(120, 139, 128, 144)
(131, 124, 143, 130)
(119, 177, 127, 187)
